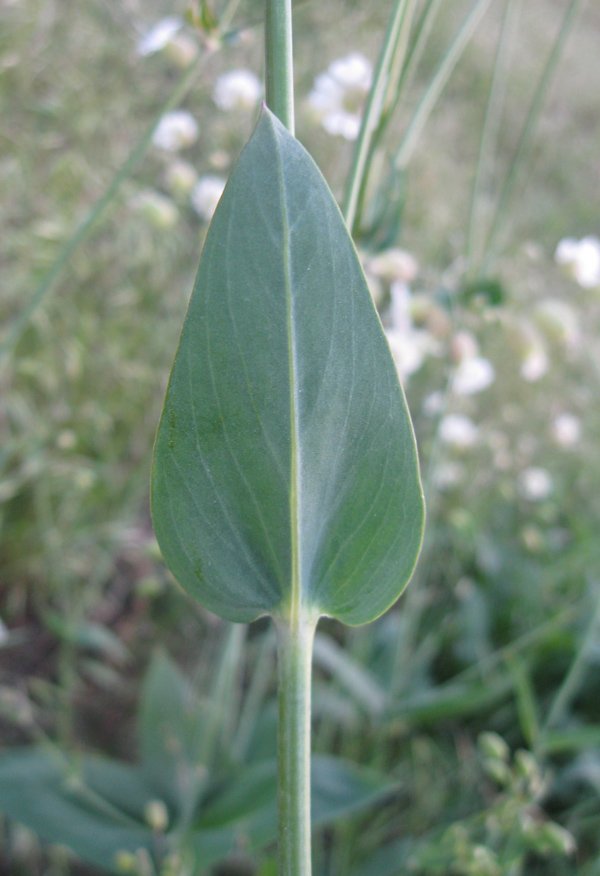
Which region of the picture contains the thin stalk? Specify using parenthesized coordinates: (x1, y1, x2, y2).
(275, 616, 317, 876)
(394, 0, 494, 171)
(398, 0, 445, 99)
(232, 628, 276, 763)
(265, 0, 294, 133)
(343, 0, 415, 233)
(481, 0, 584, 272)
(381, 0, 420, 121)
(465, 0, 522, 277)
(537, 587, 600, 750)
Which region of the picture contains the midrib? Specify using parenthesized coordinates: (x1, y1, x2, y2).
(275, 133, 302, 624)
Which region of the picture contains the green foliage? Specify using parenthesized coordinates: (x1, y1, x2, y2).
(1, 0, 600, 873)
(0, 651, 396, 874)
(151, 108, 424, 626)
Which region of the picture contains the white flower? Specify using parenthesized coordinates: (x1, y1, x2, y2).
(386, 329, 425, 379)
(439, 414, 479, 449)
(518, 467, 553, 502)
(535, 299, 580, 347)
(385, 280, 438, 380)
(165, 160, 198, 197)
(137, 17, 182, 56)
(130, 189, 179, 229)
(308, 72, 345, 114)
(552, 413, 581, 448)
(152, 111, 199, 151)
(450, 331, 479, 364)
(308, 52, 372, 141)
(328, 53, 373, 90)
(517, 322, 549, 382)
(191, 175, 226, 221)
(367, 248, 418, 284)
(389, 280, 412, 334)
(321, 110, 361, 140)
(453, 357, 495, 396)
(555, 235, 600, 289)
(521, 347, 549, 382)
(213, 69, 262, 111)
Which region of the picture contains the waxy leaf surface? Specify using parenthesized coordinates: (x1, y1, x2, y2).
(152, 108, 424, 625)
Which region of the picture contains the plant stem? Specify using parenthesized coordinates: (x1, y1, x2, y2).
(466, 0, 522, 278)
(394, 0, 493, 171)
(343, 0, 414, 233)
(265, 0, 295, 133)
(480, 0, 584, 273)
(275, 616, 317, 876)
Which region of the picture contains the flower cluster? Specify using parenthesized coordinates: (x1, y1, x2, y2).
(307, 52, 373, 140)
(555, 235, 600, 289)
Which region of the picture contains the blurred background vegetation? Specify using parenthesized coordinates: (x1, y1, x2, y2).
(1, 0, 600, 873)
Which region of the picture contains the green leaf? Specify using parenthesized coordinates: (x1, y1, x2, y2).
(138, 650, 207, 804)
(351, 838, 415, 876)
(151, 107, 424, 626)
(0, 749, 154, 874)
(187, 755, 398, 868)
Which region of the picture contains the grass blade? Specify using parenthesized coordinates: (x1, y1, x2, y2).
(394, 0, 495, 171)
(343, 0, 418, 233)
(481, 0, 586, 271)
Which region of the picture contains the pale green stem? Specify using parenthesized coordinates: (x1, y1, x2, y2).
(265, 0, 295, 133)
(466, 0, 522, 277)
(398, 0, 444, 98)
(394, 0, 494, 171)
(343, 0, 415, 233)
(481, 0, 584, 272)
(275, 616, 317, 876)
(537, 588, 600, 750)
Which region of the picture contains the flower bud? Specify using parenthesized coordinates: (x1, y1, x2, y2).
(144, 799, 169, 832)
(478, 732, 510, 763)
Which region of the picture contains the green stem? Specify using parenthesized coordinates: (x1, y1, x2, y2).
(481, 0, 584, 272)
(275, 616, 317, 876)
(343, 0, 414, 233)
(265, 0, 295, 133)
(393, 0, 494, 171)
(537, 588, 600, 749)
(466, 0, 522, 278)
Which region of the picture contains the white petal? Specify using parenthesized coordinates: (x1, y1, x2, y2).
(190, 175, 227, 221)
(213, 69, 262, 111)
(518, 467, 553, 502)
(137, 17, 182, 56)
(453, 357, 495, 395)
(439, 414, 479, 449)
(152, 111, 199, 151)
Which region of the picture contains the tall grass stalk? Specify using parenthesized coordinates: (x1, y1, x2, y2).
(394, 0, 494, 171)
(466, 0, 523, 277)
(343, 0, 417, 233)
(481, 0, 585, 272)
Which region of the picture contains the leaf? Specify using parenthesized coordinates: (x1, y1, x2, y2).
(151, 107, 424, 626)
(351, 838, 415, 876)
(137, 650, 207, 805)
(187, 755, 398, 868)
(0, 749, 154, 874)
